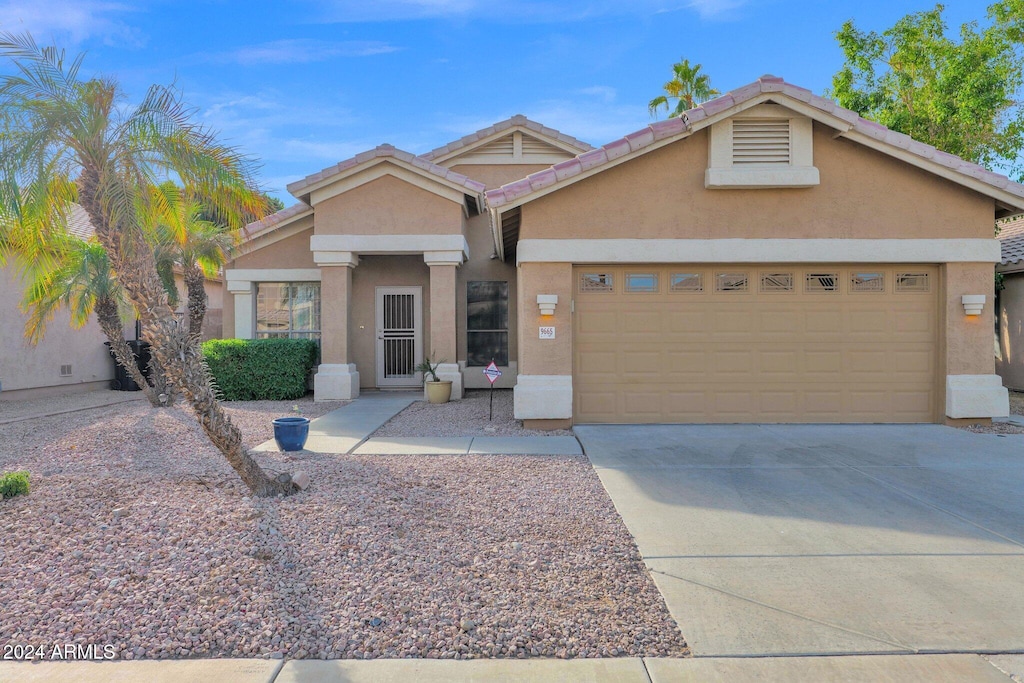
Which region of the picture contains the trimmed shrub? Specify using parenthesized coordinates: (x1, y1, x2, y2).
(0, 471, 30, 499)
(202, 338, 319, 401)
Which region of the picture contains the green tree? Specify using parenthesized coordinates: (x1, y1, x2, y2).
(648, 58, 720, 118)
(0, 34, 298, 496)
(149, 183, 234, 343)
(829, 1, 1024, 179)
(19, 232, 167, 406)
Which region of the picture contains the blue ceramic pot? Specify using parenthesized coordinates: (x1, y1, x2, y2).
(272, 416, 310, 452)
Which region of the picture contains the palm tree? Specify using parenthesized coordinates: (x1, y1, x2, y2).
(19, 232, 167, 406)
(648, 58, 720, 118)
(0, 34, 296, 497)
(149, 183, 234, 343)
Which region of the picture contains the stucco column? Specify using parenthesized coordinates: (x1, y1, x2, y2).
(514, 262, 574, 428)
(226, 282, 254, 340)
(314, 258, 360, 401)
(425, 253, 463, 399)
(943, 262, 1008, 419)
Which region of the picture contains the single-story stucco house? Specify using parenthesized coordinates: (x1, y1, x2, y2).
(996, 214, 1024, 390)
(0, 205, 224, 400)
(227, 75, 1024, 427)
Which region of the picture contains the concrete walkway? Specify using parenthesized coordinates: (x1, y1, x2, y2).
(252, 392, 418, 454)
(576, 424, 1024, 659)
(5, 653, 1022, 682)
(253, 392, 582, 456)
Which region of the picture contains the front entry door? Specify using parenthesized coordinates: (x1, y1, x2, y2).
(375, 286, 423, 387)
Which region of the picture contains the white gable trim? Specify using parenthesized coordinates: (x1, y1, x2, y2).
(431, 126, 587, 166)
(308, 160, 469, 208)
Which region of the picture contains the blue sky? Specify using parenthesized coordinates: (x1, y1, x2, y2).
(0, 0, 998, 203)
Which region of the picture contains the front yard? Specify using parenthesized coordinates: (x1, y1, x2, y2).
(0, 394, 686, 661)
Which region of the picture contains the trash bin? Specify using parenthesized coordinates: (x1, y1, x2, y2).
(104, 340, 152, 391)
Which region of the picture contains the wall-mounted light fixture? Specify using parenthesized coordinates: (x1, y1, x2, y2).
(962, 294, 986, 316)
(537, 294, 558, 316)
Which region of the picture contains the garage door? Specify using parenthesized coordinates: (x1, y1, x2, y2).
(573, 265, 939, 423)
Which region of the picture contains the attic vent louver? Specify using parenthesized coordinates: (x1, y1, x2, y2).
(732, 119, 790, 165)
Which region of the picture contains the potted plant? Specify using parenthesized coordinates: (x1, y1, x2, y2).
(415, 356, 452, 404)
(273, 404, 311, 452)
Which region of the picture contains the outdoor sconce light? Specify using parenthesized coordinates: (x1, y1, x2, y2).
(962, 294, 986, 316)
(537, 294, 558, 316)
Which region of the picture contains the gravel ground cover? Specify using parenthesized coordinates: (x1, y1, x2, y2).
(1010, 391, 1024, 416)
(960, 422, 1024, 435)
(0, 396, 686, 661)
(372, 389, 574, 437)
(0, 389, 144, 423)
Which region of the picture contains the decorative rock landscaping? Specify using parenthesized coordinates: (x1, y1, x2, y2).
(0, 395, 686, 660)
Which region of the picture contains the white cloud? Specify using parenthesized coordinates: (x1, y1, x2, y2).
(577, 86, 617, 104)
(203, 39, 401, 66)
(686, 0, 746, 19)
(0, 1, 143, 46)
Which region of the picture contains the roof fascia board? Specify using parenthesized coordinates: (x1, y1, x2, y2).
(489, 132, 695, 214)
(308, 160, 469, 208)
(234, 214, 314, 258)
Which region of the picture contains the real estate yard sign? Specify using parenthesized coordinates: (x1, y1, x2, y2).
(484, 361, 502, 420)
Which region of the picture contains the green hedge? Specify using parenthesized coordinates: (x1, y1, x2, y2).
(202, 338, 319, 401)
(0, 471, 29, 499)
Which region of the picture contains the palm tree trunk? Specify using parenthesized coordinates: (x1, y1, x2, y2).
(78, 180, 296, 497)
(183, 262, 208, 343)
(94, 294, 164, 407)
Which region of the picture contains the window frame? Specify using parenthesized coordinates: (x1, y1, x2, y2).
(255, 281, 322, 341)
(466, 280, 509, 367)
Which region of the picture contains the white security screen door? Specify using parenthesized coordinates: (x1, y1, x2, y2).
(375, 287, 423, 387)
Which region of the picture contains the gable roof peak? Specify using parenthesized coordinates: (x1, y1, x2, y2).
(420, 115, 593, 162)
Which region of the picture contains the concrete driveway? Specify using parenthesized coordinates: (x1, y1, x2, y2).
(575, 424, 1024, 657)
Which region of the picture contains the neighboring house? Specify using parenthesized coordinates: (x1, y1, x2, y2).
(0, 205, 224, 400)
(226, 75, 1024, 426)
(996, 215, 1024, 389)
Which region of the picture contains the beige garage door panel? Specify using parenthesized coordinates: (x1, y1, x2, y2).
(573, 265, 938, 424)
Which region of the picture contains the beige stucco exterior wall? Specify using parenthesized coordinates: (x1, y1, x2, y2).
(997, 271, 1024, 389)
(516, 262, 573, 376)
(350, 255, 431, 388)
(0, 265, 113, 397)
(315, 176, 464, 236)
(231, 228, 317, 270)
(519, 124, 994, 240)
(449, 164, 551, 190)
(223, 289, 235, 339)
(943, 263, 997, 377)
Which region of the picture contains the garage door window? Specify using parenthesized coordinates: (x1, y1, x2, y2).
(760, 272, 794, 292)
(715, 272, 749, 292)
(851, 272, 884, 292)
(895, 272, 930, 292)
(625, 273, 659, 293)
(467, 281, 508, 366)
(670, 273, 704, 292)
(580, 273, 614, 292)
(805, 272, 839, 292)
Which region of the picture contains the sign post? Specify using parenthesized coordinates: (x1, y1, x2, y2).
(483, 361, 502, 420)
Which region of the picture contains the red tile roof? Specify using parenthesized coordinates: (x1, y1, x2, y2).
(999, 215, 1024, 265)
(485, 75, 1024, 210)
(286, 143, 486, 198)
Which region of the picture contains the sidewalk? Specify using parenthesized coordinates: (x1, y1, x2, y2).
(252, 392, 583, 456)
(5, 653, 1022, 682)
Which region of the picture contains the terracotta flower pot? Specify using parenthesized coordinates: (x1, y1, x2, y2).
(425, 380, 453, 404)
